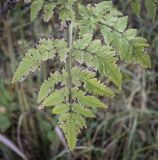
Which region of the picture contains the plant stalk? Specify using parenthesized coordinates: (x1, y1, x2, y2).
(67, 21, 73, 111)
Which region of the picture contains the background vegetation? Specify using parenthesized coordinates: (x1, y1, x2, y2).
(0, 0, 158, 160)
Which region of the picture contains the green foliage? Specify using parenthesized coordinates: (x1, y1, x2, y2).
(131, 0, 157, 20)
(43, 3, 56, 22)
(0, 114, 11, 132)
(12, 0, 151, 150)
(59, 113, 86, 150)
(144, 0, 157, 20)
(12, 38, 69, 83)
(73, 104, 95, 118)
(131, 0, 141, 16)
(52, 103, 70, 115)
(30, 0, 76, 22)
(42, 88, 68, 107)
(73, 89, 108, 109)
(38, 72, 63, 103)
(31, 0, 44, 21)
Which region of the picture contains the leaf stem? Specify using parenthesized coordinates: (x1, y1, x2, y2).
(67, 21, 73, 111)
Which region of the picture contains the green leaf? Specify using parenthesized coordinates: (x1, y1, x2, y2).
(43, 3, 56, 22)
(59, 113, 77, 150)
(42, 88, 68, 107)
(0, 114, 11, 132)
(114, 16, 128, 32)
(93, 45, 122, 88)
(124, 29, 137, 40)
(71, 67, 95, 85)
(101, 27, 112, 45)
(84, 52, 98, 68)
(134, 51, 151, 68)
(84, 78, 114, 97)
(52, 103, 70, 114)
(59, 113, 86, 150)
(59, 9, 75, 21)
(12, 39, 55, 83)
(112, 32, 133, 61)
(73, 33, 93, 50)
(130, 37, 149, 48)
(73, 90, 108, 108)
(78, 4, 90, 17)
(73, 104, 95, 117)
(87, 40, 102, 53)
(99, 59, 122, 89)
(78, 24, 93, 36)
(121, 38, 133, 61)
(112, 32, 122, 52)
(131, 0, 141, 16)
(54, 39, 69, 62)
(12, 0, 152, 152)
(31, 0, 44, 21)
(76, 68, 95, 79)
(144, 0, 157, 21)
(38, 72, 63, 103)
(72, 49, 85, 64)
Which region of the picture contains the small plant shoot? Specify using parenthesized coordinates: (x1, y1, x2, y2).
(12, 0, 151, 151)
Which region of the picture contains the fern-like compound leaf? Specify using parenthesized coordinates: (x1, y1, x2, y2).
(52, 103, 70, 115)
(12, 0, 152, 151)
(124, 29, 137, 40)
(43, 3, 56, 22)
(144, 0, 157, 21)
(31, 0, 44, 21)
(54, 39, 70, 62)
(73, 37, 123, 88)
(77, 2, 151, 69)
(113, 16, 128, 32)
(12, 38, 70, 83)
(38, 72, 63, 103)
(73, 104, 95, 118)
(73, 33, 93, 50)
(73, 90, 108, 108)
(131, 0, 141, 16)
(12, 39, 55, 83)
(84, 78, 114, 97)
(42, 88, 68, 107)
(101, 27, 113, 45)
(59, 113, 86, 151)
(134, 51, 151, 68)
(71, 67, 114, 96)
